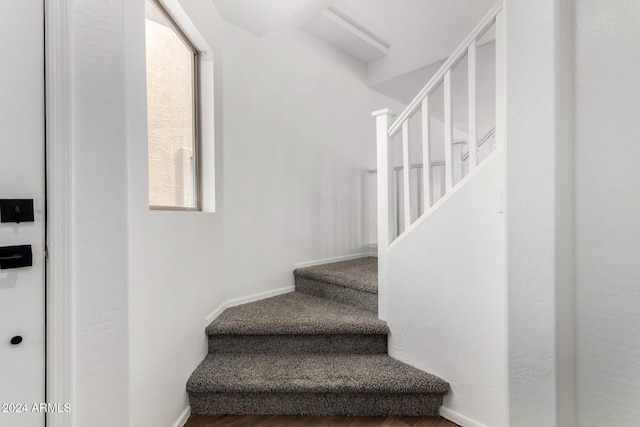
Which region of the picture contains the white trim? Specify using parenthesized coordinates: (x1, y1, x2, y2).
(388, 150, 502, 251)
(225, 286, 295, 308)
(371, 108, 393, 117)
(45, 0, 73, 426)
(494, 8, 507, 153)
(204, 286, 295, 327)
(293, 253, 371, 269)
(440, 407, 491, 427)
(204, 302, 227, 328)
(367, 244, 378, 257)
(172, 405, 191, 427)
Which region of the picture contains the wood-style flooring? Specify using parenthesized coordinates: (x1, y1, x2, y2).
(184, 414, 461, 427)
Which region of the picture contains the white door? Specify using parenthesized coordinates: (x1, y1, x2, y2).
(0, 1, 46, 426)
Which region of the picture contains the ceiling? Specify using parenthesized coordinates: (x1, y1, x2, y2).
(211, 0, 325, 37)
(211, 0, 303, 36)
(212, 0, 497, 105)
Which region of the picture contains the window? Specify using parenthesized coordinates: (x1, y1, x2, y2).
(145, 0, 200, 210)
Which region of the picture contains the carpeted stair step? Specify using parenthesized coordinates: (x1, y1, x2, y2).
(207, 292, 388, 354)
(294, 257, 378, 312)
(187, 353, 449, 416)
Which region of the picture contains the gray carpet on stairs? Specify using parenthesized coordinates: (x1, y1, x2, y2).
(207, 292, 387, 335)
(188, 257, 450, 417)
(188, 391, 444, 417)
(187, 354, 449, 416)
(296, 276, 378, 312)
(188, 354, 449, 394)
(209, 332, 387, 354)
(207, 292, 388, 354)
(293, 257, 378, 294)
(294, 257, 378, 312)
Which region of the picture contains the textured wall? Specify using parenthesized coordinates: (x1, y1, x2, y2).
(221, 24, 377, 299)
(505, 0, 576, 425)
(69, 0, 130, 424)
(65, 0, 227, 425)
(387, 154, 508, 427)
(575, 1, 640, 425)
(126, 0, 227, 426)
(506, 1, 557, 421)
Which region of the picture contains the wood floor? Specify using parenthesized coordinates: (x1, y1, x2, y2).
(184, 414, 461, 427)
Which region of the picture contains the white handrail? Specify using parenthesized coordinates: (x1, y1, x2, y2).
(461, 127, 496, 161)
(387, 2, 503, 138)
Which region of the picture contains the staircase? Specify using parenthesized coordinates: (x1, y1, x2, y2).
(294, 257, 378, 312)
(187, 257, 449, 416)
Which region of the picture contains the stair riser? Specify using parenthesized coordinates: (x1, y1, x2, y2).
(189, 391, 443, 416)
(295, 277, 377, 313)
(209, 334, 387, 354)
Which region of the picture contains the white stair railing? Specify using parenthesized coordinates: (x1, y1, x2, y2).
(373, 2, 504, 320)
(369, 127, 496, 239)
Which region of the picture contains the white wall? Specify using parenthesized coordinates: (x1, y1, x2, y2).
(505, 0, 576, 425)
(68, 1, 130, 425)
(125, 0, 226, 426)
(221, 24, 378, 299)
(65, 0, 226, 426)
(386, 153, 508, 427)
(574, 1, 640, 425)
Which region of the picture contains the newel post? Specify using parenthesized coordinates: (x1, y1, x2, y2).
(372, 108, 394, 321)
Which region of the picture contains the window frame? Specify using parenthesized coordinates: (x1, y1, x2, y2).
(146, 0, 203, 211)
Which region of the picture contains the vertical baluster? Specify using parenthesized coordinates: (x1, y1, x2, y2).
(417, 167, 423, 217)
(396, 169, 401, 238)
(495, 12, 506, 152)
(468, 40, 478, 170)
(444, 70, 453, 191)
(372, 109, 393, 320)
(421, 97, 432, 211)
(452, 141, 463, 183)
(401, 121, 411, 230)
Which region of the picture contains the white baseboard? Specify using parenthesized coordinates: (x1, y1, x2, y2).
(225, 286, 295, 309)
(204, 302, 227, 328)
(367, 244, 378, 257)
(204, 286, 295, 327)
(440, 407, 489, 427)
(172, 405, 191, 427)
(293, 252, 371, 269)
(206, 253, 375, 327)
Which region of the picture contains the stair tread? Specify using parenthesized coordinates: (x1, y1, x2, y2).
(207, 292, 388, 336)
(294, 257, 378, 294)
(187, 353, 449, 395)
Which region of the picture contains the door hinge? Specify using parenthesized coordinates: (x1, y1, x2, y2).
(45, 246, 49, 262)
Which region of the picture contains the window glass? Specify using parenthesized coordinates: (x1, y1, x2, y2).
(145, 0, 199, 209)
